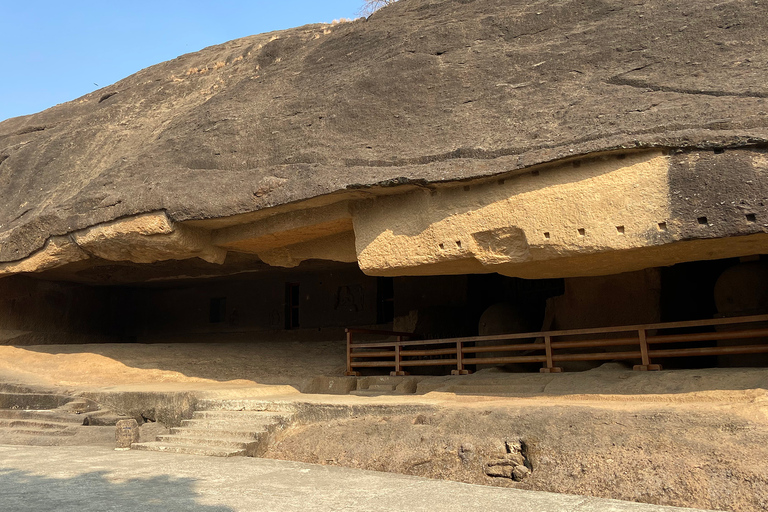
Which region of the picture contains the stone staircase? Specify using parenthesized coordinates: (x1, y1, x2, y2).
(0, 408, 84, 438)
(0, 386, 127, 442)
(349, 375, 423, 396)
(132, 400, 295, 457)
(350, 383, 400, 396)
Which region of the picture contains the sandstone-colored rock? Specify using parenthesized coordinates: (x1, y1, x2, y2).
(0, 236, 87, 277)
(512, 465, 532, 481)
(503, 452, 526, 467)
(212, 202, 354, 255)
(353, 151, 670, 277)
(505, 440, 522, 453)
(352, 150, 768, 278)
(115, 419, 140, 449)
(257, 231, 357, 268)
(458, 443, 475, 464)
(484, 464, 514, 479)
(1, 0, 767, 280)
(73, 212, 226, 265)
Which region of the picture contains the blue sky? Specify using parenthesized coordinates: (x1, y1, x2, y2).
(0, 1, 363, 122)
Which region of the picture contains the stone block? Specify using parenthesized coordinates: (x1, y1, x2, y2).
(512, 465, 531, 481)
(503, 452, 526, 466)
(116, 419, 140, 449)
(485, 464, 514, 479)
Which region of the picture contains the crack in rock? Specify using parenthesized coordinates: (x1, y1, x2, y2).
(607, 76, 768, 98)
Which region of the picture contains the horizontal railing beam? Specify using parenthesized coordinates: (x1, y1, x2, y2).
(345, 328, 415, 337)
(350, 339, 461, 349)
(399, 359, 459, 367)
(648, 328, 768, 345)
(649, 345, 768, 358)
(400, 348, 458, 357)
(550, 337, 640, 349)
(462, 343, 546, 354)
(349, 351, 397, 358)
(462, 355, 548, 365)
(349, 361, 398, 368)
(552, 350, 642, 362)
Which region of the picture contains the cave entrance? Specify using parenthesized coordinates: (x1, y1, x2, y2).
(1, 254, 767, 377)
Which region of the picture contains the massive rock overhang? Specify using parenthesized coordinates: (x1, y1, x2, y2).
(1, 0, 768, 283)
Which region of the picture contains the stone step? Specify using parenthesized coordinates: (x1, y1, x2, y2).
(442, 384, 529, 394)
(0, 384, 35, 393)
(0, 427, 77, 437)
(191, 410, 291, 421)
(131, 442, 246, 457)
(0, 418, 78, 430)
(0, 409, 86, 424)
(59, 400, 98, 414)
(349, 390, 398, 396)
(0, 392, 73, 410)
(155, 435, 257, 450)
(82, 411, 133, 426)
(180, 417, 284, 429)
(367, 384, 398, 391)
(169, 427, 267, 440)
(86, 409, 115, 417)
(131, 404, 296, 458)
(195, 399, 296, 413)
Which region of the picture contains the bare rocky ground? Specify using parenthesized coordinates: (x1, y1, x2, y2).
(0, 424, 116, 448)
(0, 338, 346, 389)
(0, 341, 767, 511)
(266, 397, 768, 512)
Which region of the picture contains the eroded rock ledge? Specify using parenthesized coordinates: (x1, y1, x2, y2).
(3, 147, 768, 282)
(2, 0, 768, 271)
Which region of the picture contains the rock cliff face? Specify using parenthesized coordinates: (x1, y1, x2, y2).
(1, 0, 768, 279)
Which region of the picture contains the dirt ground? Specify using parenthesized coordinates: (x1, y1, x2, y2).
(0, 339, 346, 390)
(1, 341, 767, 511)
(267, 395, 768, 512)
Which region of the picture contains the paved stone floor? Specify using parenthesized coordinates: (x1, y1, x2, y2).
(0, 445, 716, 512)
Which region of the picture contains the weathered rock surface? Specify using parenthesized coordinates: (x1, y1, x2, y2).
(484, 439, 531, 481)
(115, 418, 140, 449)
(267, 403, 768, 512)
(1, 0, 768, 268)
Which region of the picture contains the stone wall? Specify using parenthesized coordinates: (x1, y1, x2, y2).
(135, 265, 380, 341)
(0, 275, 115, 345)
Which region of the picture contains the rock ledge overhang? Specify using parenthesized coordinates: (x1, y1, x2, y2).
(1, 0, 768, 274)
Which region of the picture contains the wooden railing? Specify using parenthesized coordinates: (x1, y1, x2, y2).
(345, 314, 768, 376)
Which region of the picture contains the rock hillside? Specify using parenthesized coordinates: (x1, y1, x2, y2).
(1, 0, 767, 263)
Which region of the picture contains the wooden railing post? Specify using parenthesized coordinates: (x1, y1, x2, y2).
(345, 329, 361, 376)
(451, 340, 471, 375)
(540, 335, 562, 373)
(634, 328, 662, 371)
(391, 335, 408, 376)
